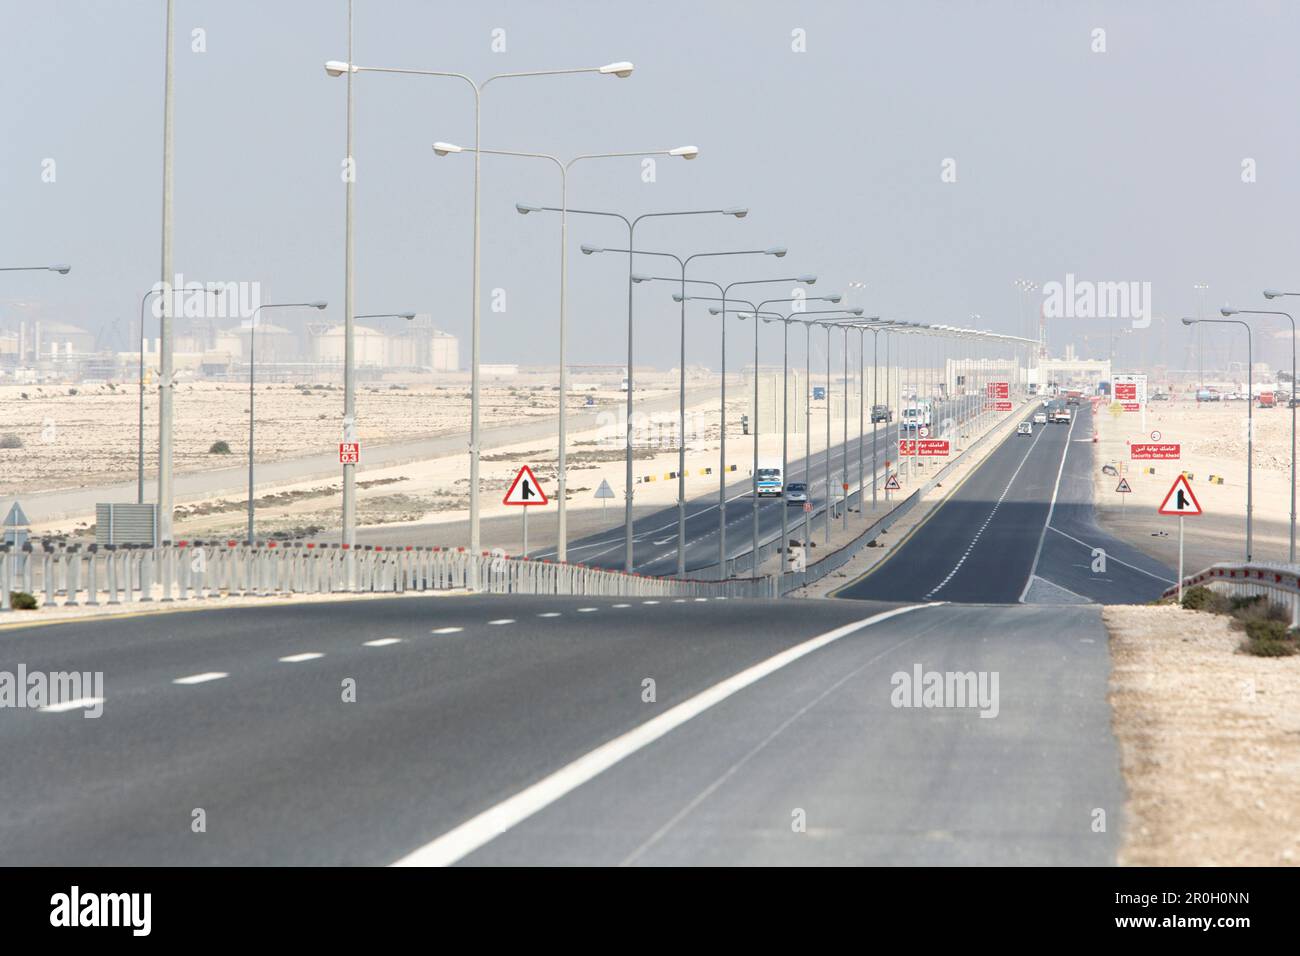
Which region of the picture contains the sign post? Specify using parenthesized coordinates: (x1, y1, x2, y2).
(594, 478, 615, 522)
(1115, 476, 1131, 516)
(503, 465, 549, 556)
(1158, 474, 1202, 603)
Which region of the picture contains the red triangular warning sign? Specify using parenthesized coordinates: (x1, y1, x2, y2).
(1157, 474, 1201, 516)
(1115, 477, 1132, 493)
(503, 465, 549, 506)
(883, 472, 901, 491)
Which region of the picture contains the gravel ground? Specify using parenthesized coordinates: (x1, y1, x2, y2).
(1105, 603, 1300, 866)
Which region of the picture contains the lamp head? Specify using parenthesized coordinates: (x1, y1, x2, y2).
(672, 292, 685, 302)
(765, 246, 787, 257)
(324, 60, 355, 77)
(797, 274, 816, 284)
(309, 301, 328, 310)
(669, 145, 700, 160)
(399, 312, 416, 320)
(708, 307, 722, 315)
(1220, 307, 1238, 316)
(630, 273, 653, 283)
(1263, 288, 1284, 300)
(580, 244, 603, 255)
(49, 264, 71, 275)
(847, 307, 865, 315)
(1181, 317, 1196, 326)
(432, 142, 463, 156)
(599, 61, 635, 78)
(515, 202, 543, 215)
(824, 293, 842, 304)
(723, 207, 748, 218)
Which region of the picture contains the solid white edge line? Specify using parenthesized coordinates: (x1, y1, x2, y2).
(1019, 411, 1077, 603)
(390, 601, 940, 867)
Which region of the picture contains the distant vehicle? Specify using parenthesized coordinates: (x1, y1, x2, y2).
(871, 404, 893, 424)
(1051, 407, 1071, 424)
(1033, 411, 1048, 425)
(901, 403, 931, 428)
(784, 481, 808, 504)
(756, 465, 783, 497)
(1066, 390, 1082, 405)
(584, 394, 595, 407)
(1017, 421, 1033, 436)
(1196, 388, 1221, 402)
(1150, 391, 1170, 401)
(812, 386, 826, 401)
(1259, 391, 1277, 408)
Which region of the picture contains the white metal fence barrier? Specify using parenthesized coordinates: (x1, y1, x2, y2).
(0, 539, 777, 612)
(1162, 561, 1300, 626)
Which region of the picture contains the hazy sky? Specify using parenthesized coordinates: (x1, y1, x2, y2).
(4, 0, 1299, 375)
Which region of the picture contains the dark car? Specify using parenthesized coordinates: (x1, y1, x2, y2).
(871, 404, 893, 424)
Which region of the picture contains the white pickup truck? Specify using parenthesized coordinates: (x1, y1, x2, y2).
(1050, 407, 1071, 424)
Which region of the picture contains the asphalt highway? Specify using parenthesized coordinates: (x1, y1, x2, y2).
(834, 403, 1175, 604)
(0, 595, 1121, 865)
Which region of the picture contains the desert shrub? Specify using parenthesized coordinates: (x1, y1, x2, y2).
(0, 433, 22, 449)
(1230, 594, 1263, 611)
(1244, 619, 1291, 643)
(209, 440, 232, 454)
(1181, 585, 1230, 613)
(8, 591, 38, 610)
(1242, 636, 1298, 657)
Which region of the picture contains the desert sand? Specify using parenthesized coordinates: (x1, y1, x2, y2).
(1093, 396, 1296, 576)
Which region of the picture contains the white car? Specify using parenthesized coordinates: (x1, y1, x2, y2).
(1033, 412, 1048, 425)
(1018, 422, 1033, 436)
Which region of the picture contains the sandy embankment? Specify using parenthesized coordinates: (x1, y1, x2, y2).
(1105, 604, 1300, 865)
(1093, 398, 1296, 573)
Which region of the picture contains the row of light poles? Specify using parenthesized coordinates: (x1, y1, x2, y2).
(1184, 290, 1299, 566)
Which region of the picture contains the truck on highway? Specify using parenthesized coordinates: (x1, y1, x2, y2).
(901, 402, 931, 428)
(1259, 391, 1276, 408)
(871, 403, 893, 424)
(756, 464, 784, 497)
(1050, 406, 1071, 424)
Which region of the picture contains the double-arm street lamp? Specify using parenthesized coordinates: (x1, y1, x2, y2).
(138, 284, 223, 504)
(1184, 315, 1253, 561)
(1249, 291, 1299, 563)
(245, 301, 328, 542)
(323, 51, 634, 566)
(585, 248, 788, 574)
(518, 205, 748, 572)
(433, 146, 699, 565)
(704, 297, 845, 568)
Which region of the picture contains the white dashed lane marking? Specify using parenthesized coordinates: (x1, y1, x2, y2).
(577, 607, 598, 613)
(173, 672, 228, 685)
(280, 653, 324, 663)
(488, 619, 516, 625)
(612, 604, 630, 609)
(364, 638, 402, 647)
(537, 612, 562, 618)
(431, 627, 463, 635)
(38, 697, 104, 713)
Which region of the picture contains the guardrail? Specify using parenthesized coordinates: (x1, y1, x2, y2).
(0, 539, 776, 613)
(1161, 561, 1300, 626)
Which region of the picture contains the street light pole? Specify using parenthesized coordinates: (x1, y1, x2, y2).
(1256, 292, 1299, 563)
(324, 56, 634, 565)
(244, 302, 327, 543)
(1185, 316, 1253, 560)
(522, 205, 748, 572)
(438, 146, 697, 565)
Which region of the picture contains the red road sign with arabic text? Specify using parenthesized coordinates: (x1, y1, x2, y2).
(899, 439, 950, 457)
(1130, 443, 1180, 460)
